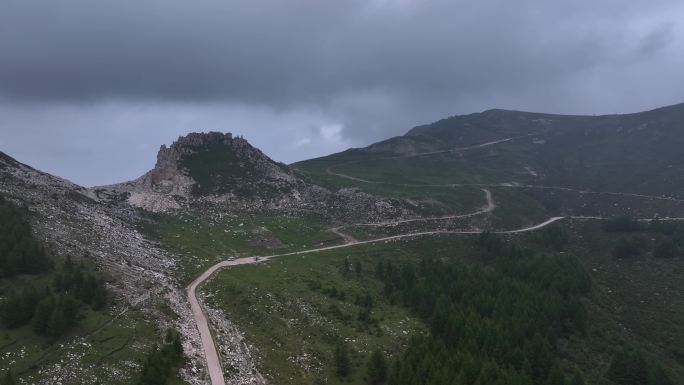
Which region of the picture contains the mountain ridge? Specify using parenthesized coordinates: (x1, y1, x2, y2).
(3, 101, 684, 385)
(295, 101, 684, 198)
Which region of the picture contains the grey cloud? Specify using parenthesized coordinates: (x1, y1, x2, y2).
(0, 101, 354, 185)
(2, 0, 682, 104)
(1, 0, 684, 185)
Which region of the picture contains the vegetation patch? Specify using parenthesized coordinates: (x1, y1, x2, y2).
(140, 211, 339, 282)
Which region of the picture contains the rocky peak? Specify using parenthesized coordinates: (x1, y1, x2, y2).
(155, 132, 234, 170)
(96, 132, 305, 211)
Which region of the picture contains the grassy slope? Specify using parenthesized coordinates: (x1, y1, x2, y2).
(0, 268, 163, 385)
(141, 211, 341, 283)
(294, 103, 684, 221)
(0, 199, 179, 385)
(202, 237, 476, 385)
(559, 220, 684, 384)
(199, 225, 684, 385)
(144, 103, 684, 384)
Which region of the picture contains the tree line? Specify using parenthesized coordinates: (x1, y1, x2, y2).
(0, 195, 52, 277)
(606, 216, 684, 259)
(331, 339, 387, 385)
(373, 235, 591, 385)
(1, 369, 16, 385)
(607, 348, 672, 385)
(0, 256, 108, 339)
(135, 328, 185, 385)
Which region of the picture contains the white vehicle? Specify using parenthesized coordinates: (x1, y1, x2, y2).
(227, 256, 236, 261)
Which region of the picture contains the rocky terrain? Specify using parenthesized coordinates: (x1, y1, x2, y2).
(4, 101, 684, 384)
(95, 132, 416, 223)
(0, 133, 421, 384)
(0, 151, 209, 384)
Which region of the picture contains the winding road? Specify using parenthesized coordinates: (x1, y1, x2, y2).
(354, 188, 495, 227)
(324, 134, 684, 204)
(187, 214, 567, 384)
(323, 136, 527, 184)
(187, 133, 684, 384)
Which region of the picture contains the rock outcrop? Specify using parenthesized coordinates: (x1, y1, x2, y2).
(91, 132, 414, 222)
(94, 131, 301, 211)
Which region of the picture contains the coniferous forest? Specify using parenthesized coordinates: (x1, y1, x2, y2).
(0, 196, 108, 340)
(371, 233, 673, 385)
(135, 328, 186, 385)
(0, 195, 52, 277)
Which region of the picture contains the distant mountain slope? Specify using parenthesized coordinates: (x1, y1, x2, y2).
(296, 102, 684, 201)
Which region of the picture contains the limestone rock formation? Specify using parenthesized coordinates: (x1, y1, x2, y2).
(89, 132, 413, 222)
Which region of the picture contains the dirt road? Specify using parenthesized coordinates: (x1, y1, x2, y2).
(187, 133, 684, 384)
(187, 215, 566, 385)
(355, 188, 494, 227)
(324, 136, 521, 183)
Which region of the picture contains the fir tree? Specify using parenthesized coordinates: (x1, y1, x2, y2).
(334, 341, 351, 377)
(1, 369, 16, 385)
(569, 372, 585, 385)
(367, 349, 388, 384)
(545, 365, 566, 385)
(33, 296, 56, 336)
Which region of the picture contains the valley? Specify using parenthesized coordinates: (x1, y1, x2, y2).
(2, 103, 684, 385)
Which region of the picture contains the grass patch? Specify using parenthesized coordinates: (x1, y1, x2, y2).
(140, 211, 341, 283)
(202, 240, 442, 385)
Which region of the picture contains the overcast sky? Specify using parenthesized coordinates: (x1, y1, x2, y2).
(1, 0, 684, 186)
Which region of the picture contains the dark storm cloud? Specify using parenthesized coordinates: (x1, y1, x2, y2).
(2, 0, 681, 104)
(1, 0, 684, 185)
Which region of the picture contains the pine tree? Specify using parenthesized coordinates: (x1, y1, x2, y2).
(545, 365, 566, 385)
(92, 282, 108, 310)
(569, 372, 585, 385)
(607, 349, 650, 385)
(367, 349, 388, 384)
(0, 196, 52, 278)
(0, 287, 40, 328)
(334, 341, 351, 377)
(653, 239, 677, 259)
(172, 332, 183, 359)
(47, 304, 68, 339)
(1, 369, 16, 385)
(136, 345, 166, 385)
(33, 296, 56, 336)
(375, 260, 385, 279)
(0, 291, 24, 328)
(64, 255, 74, 272)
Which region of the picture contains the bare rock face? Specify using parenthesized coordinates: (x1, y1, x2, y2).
(88, 132, 415, 223)
(138, 133, 237, 194)
(0, 151, 208, 385)
(92, 132, 231, 210)
(92, 132, 304, 212)
(146, 132, 234, 190)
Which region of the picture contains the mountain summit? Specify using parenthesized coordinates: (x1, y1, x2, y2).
(95, 132, 308, 211)
(93, 132, 410, 221)
(297, 102, 684, 198)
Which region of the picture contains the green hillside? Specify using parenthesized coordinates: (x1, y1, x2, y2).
(294, 103, 684, 220)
